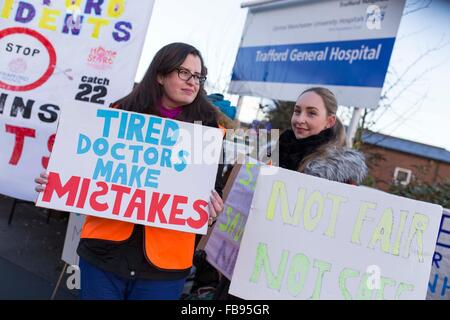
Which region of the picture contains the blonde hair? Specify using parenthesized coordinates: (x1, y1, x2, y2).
(296, 87, 345, 172)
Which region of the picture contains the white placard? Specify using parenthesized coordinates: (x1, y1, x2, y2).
(36, 103, 223, 235)
(427, 210, 450, 300)
(229, 166, 442, 299)
(0, 0, 154, 201)
(61, 212, 85, 266)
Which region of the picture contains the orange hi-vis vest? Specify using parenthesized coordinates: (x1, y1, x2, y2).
(218, 124, 226, 135)
(81, 216, 195, 270)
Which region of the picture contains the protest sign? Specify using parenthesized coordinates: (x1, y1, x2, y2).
(61, 212, 85, 266)
(205, 163, 261, 279)
(0, 0, 154, 201)
(229, 166, 442, 299)
(36, 103, 223, 235)
(427, 209, 450, 299)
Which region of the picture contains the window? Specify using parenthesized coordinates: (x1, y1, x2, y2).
(394, 167, 412, 185)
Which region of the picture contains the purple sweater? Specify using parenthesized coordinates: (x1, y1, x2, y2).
(159, 104, 183, 119)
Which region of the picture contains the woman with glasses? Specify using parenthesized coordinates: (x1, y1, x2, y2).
(35, 42, 224, 300)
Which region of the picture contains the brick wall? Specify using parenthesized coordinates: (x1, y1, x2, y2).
(360, 144, 450, 191)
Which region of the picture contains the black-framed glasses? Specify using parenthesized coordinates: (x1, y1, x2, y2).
(175, 67, 206, 85)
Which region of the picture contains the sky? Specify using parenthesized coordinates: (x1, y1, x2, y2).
(135, 0, 450, 151)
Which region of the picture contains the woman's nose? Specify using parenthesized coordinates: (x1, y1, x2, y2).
(186, 76, 196, 86)
(295, 114, 306, 124)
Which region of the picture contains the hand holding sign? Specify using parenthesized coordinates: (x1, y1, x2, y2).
(34, 171, 48, 192)
(208, 189, 224, 225)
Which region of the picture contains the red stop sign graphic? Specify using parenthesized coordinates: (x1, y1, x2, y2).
(0, 27, 57, 92)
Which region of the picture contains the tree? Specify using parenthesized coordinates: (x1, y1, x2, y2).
(262, 100, 293, 131)
(389, 178, 449, 208)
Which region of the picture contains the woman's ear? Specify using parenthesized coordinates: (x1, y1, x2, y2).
(325, 115, 336, 129)
(157, 74, 164, 86)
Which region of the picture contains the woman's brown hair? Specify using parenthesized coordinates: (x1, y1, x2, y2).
(113, 42, 217, 125)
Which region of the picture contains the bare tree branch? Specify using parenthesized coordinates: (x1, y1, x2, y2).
(397, 26, 431, 41)
(356, 35, 448, 146)
(379, 91, 428, 134)
(403, 0, 432, 16)
(382, 35, 449, 97)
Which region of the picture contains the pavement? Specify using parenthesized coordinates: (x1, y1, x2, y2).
(0, 194, 79, 300)
(0, 194, 206, 300)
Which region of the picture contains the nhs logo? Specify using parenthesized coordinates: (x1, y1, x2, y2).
(366, 5, 385, 30)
